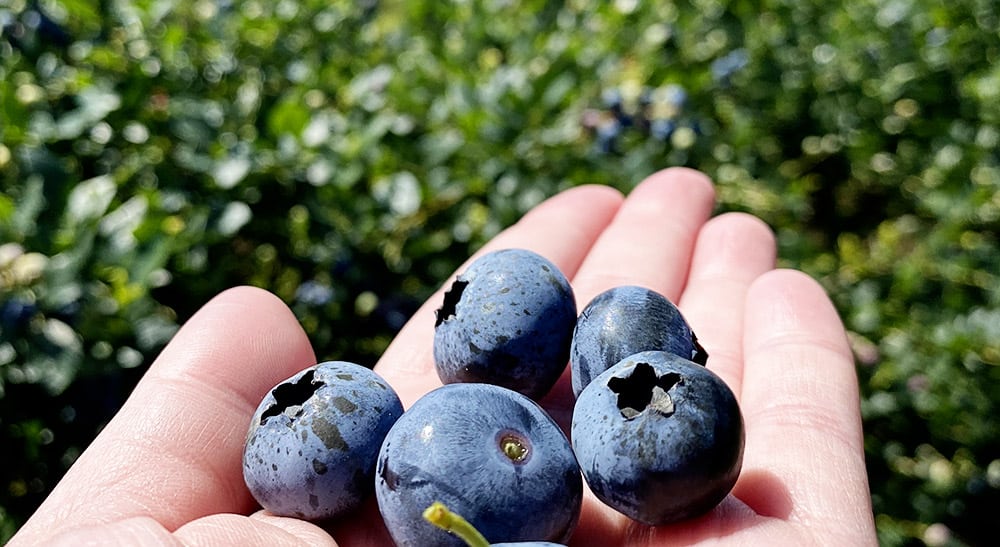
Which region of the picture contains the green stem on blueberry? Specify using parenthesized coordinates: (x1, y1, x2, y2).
(423, 501, 490, 547)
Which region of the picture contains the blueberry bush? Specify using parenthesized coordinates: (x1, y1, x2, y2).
(1, 0, 998, 544)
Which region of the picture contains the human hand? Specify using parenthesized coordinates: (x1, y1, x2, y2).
(10, 168, 877, 546)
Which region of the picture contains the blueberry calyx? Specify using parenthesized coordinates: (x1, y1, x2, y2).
(259, 369, 322, 423)
(607, 362, 682, 419)
(498, 431, 530, 463)
(435, 279, 469, 327)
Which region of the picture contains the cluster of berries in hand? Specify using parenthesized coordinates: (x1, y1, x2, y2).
(243, 248, 744, 546)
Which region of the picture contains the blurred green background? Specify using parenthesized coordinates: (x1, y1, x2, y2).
(1, 0, 998, 544)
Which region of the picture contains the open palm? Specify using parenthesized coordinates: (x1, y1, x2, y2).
(10, 168, 876, 546)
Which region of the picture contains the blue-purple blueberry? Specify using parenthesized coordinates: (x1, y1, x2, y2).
(570, 285, 707, 398)
(375, 383, 582, 546)
(242, 361, 403, 521)
(434, 248, 576, 400)
(571, 351, 743, 525)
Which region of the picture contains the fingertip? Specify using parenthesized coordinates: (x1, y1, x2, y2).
(518, 183, 624, 224)
(745, 269, 850, 358)
(573, 182, 627, 203)
(151, 285, 316, 410)
(208, 284, 290, 309)
(747, 269, 830, 314)
(750, 267, 819, 288)
(630, 167, 716, 208)
(748, 267, 825, 294)
(703, 212, 776, 249)
(201, 285, 308, 340)
(688, 212, 776, 280)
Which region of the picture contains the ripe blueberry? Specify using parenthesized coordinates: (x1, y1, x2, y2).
(571, 351, 743, 525)
(242, 361, 403, 521)
(570, 285, 707, 398)
(376, 383, 582, 546)
(434, 248, 577, 400)
(422, 501, 567, 547)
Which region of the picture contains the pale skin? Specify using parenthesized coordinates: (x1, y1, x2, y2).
(10, 168, 878, 546)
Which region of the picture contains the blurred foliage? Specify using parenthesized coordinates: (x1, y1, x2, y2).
(1, 0, 998, 544)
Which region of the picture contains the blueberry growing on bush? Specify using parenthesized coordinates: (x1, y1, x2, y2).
(434, 248, 577, 400)
(375, 383, 582, 546)
(570, 285, 707, 398)
(571, 351, 743, 525)
(242, 361, 403, 521)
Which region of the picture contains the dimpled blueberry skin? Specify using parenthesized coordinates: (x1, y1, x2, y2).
(571, 351, 744, 525)
(376, 383, 582, 546)
(434, 248, 577, 400)
(570, 285, 707, 398)
(242, 361, 403, 521)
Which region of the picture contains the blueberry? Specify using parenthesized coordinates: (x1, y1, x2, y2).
(570, 285, 707, 398)
(434, 249, 577, 400)
(601, 87, 624, 111)
(593, 118, 623, 155)
(711, 48, 750, 84)
(242, 361, 403, 521)
(1, 298, 37, 331)
(295, 280, 334, 307)
(571, 351, 744, 525)
(375, 383, 582, 546)
(650, 118, 676, 141)
(422, 501, 568, 547)
(661, 84, 688, 109)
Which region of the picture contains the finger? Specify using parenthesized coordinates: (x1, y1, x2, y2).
(677, 212, 776, 395)
(538, 169, 714, 538)
(735, 270, 875, 541)
(570, 167, 716, 308)
(374, 184, 625, 408)
(40, 513, 336, 547)
(40, 516, 182, 547)
(176, 512, 338, 546)
(12, 287, 317, 544)
(541, 168, 714, 423)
